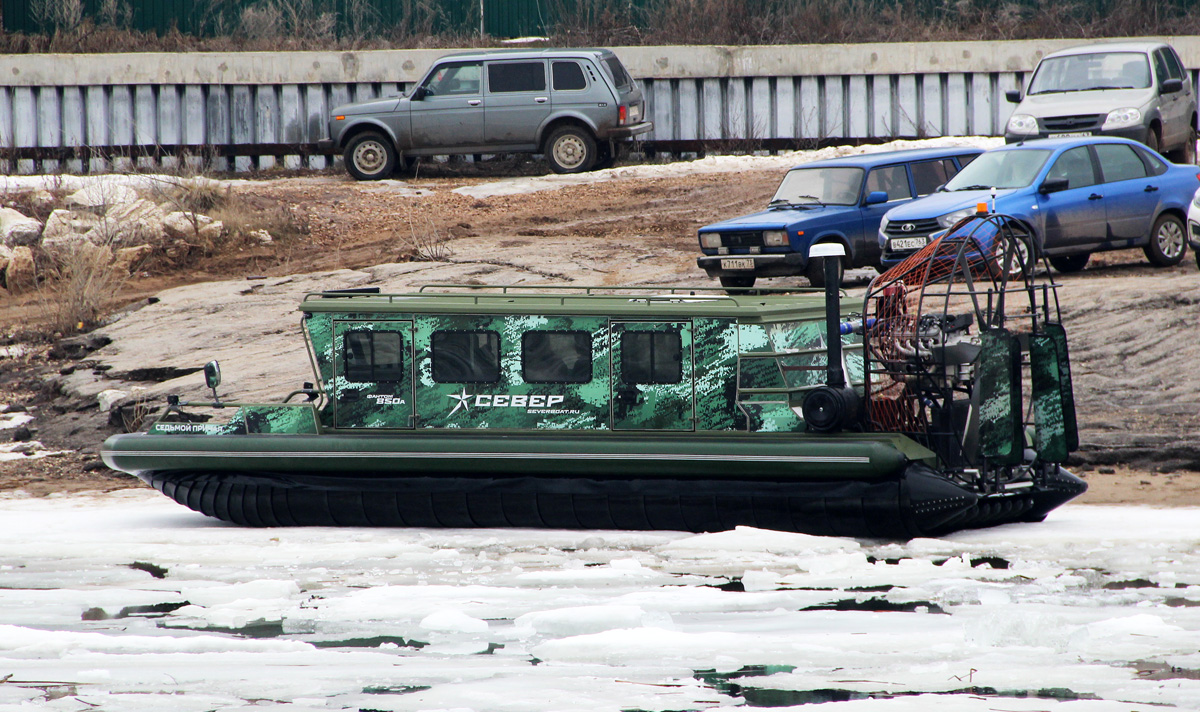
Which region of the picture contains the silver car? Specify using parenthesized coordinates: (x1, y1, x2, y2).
(1005, 41, 1197, 163)
(319, 48, 652, 180)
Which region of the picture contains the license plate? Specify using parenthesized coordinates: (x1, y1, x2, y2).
(1052, 131, 1091, 139)
(890, 237, 928, 251)
(720, 258, 755, 270)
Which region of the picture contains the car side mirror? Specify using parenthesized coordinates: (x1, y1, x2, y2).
(865, 190, 888, 205)
(1162, 78, 1183, 94)
(410, 86, 427, 101)
(1005, 89, 1022, 103)
(1039, 177, 1069, 194)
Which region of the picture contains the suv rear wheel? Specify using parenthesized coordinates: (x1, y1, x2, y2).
(545, 126, 596, 174)
(345, 132, 397, 181)
(1144, 213, 1186, 266)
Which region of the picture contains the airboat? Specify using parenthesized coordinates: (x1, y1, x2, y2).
(102, 210, 1086, 537)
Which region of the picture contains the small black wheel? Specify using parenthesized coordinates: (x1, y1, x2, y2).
(545, 125, 597, 174)
(344, 131, 397, 181)
(719, 275, 756, 294)
(804, 252, 844, 288)
(1144, 213, 1186, 267)
(1048, 253, 1090, 273)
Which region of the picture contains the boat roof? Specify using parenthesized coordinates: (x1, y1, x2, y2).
(791, 145, 984, 170)
(300, 286, 839, 321)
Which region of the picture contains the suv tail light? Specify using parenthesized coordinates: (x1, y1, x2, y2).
(619, 105, 628, 124)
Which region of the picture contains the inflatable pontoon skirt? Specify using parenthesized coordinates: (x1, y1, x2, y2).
(141, 464, 1086, 539)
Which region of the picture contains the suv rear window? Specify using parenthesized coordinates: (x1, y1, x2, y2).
(603, 57, 633, 89)
(488, 62, 546, 93)
(552, 61, 587, 91)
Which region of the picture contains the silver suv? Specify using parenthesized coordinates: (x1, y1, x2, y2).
(319, 48, 652, 180)
(1005, 41, 1197, 163)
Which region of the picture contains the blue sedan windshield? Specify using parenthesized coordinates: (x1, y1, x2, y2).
(771, 167, 864, 206)
(944, 149, 1051, 191)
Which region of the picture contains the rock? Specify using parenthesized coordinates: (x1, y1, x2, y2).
(249, 228, 274, 245)
(0, 244, 11, 274)
(0, 207, 44, 247)
(65, 181, 140, 213)
(97, 389, 129, 412)
(52, 333, 112, 360)
(10, 425, 32, 442)
(113, 244, 153, 274)
(41, 232, 95, 259)
(42, 209, 100, 244)
(4, 246, 36, 292)
(163, 211, 216, 241)
(93, 199, 166, 246)
(198, 220, 224, 245)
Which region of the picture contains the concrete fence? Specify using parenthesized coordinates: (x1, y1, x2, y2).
(2, 38, 1198, 173)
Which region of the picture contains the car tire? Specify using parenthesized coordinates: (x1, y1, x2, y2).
(1144, 213, 1187, 267)
(344, 132, 397, 181)
(719, 275, 756, 293)
(1048, 253, 1090, 273)
(805, 252, 844, 288)
(1146, 126, 1162, 154)
(986, 230, 1034, 282)
(593, 144, 617, 170)
(1168, 124, 1198, 164)
(545, 126, 597, 174)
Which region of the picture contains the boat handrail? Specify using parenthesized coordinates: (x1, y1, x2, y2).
(302, 284, 840, 307)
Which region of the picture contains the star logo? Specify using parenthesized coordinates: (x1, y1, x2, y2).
(447, 388, 473, 416)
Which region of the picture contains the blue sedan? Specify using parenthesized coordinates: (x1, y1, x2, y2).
(696, 146, 982, 289)
(879, 136, 1200, 272)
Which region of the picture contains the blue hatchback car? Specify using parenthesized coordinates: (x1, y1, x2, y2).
(696, 146, 983, 289)
(880, 136, 1200, 272)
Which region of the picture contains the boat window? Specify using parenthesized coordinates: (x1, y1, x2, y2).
(523, 331, 592, 383)
(431, 330, 500, 383)
(344, 330, 406, 382)
(621, 331, 682, 384)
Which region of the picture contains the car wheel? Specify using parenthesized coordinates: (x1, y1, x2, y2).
(1146, 126, 1162, 154)
(344, 132, 397, 181)
(989, 231, 1033, 281)
(719, 275, 756, 294)
(805, 252, 845, 288)
(1168, 124, 1199, 164)
(1144, 213, 1186, 267)
(1048, 253, 1090, 273)
(545, 126, 597, 174)
(593, 144, 617, 170)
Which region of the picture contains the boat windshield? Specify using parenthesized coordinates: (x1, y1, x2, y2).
(770, 167, 864, 207)
(1028, 51, 1151, 94)
(943, 149, 1051, 191)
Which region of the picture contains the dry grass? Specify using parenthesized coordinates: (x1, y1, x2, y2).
(36, 242, 125, 335)
(4, 0, 1200, 53)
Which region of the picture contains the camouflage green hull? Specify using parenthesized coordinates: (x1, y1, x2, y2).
(102, 431, 1086, 538)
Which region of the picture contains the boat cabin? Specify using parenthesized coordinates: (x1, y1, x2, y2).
(298, 286, 864, 434)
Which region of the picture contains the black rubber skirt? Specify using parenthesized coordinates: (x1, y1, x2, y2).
(140, 465, 1086, 539)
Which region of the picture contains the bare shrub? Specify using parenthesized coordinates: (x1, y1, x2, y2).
(38, 242, 125, 334)
(97, 0, 133, 29)
(29, 0, 84, 33)
(393, 212, 452, 262)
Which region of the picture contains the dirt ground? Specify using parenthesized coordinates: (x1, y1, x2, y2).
(1, 156, 1198, 507)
